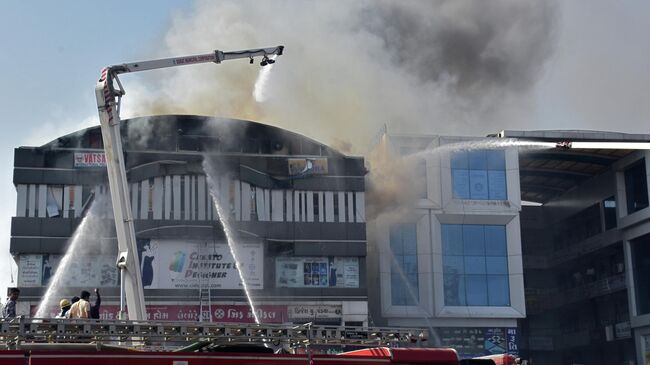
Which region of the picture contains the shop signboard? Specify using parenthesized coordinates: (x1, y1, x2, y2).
(615, 321, 631, 339)
(31, 304, 288, 323)
(74, 152, 106, 168)
(288, 305, 343, 320)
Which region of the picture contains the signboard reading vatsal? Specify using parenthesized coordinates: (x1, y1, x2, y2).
(137, 239, 263, 290)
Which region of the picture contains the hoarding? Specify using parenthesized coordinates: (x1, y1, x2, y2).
(18, 254, 119, 288)
(275, 257, 359, 288)
(138, 240, 263, 290)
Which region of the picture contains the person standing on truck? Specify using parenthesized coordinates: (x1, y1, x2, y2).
(1, 288, 19, 318)
(89, 288, 101, 319)
(68, 291, 90, 319)
(64, 296, 79, 318)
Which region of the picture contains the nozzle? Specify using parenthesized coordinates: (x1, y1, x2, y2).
(556, 141, 572, 149)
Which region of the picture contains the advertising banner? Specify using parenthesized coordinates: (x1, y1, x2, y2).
(30, 304, 288, 323)
(139, 240, 263, 290)
(275, 257, 359, 288)
(18, 254, 119, 288)
(74, 152, 106, 168)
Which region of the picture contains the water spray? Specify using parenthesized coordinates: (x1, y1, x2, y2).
(202, 157, 261, 324)
(35, 194, 104, 318)
(253, 55, 277, 102)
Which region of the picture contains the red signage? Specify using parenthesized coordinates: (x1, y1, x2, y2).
(32, 304, 288, 323)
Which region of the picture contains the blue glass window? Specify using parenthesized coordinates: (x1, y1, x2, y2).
(442, 224, 510, 306)
(451, 149, 507, 200)
(465, 275, 488, 306)
(390, 224, 419, 306)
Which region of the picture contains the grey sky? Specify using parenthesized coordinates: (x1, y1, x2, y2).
(0, 0, 649, 302)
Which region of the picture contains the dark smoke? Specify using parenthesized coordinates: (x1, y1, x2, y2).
(359, 0, 558, 100)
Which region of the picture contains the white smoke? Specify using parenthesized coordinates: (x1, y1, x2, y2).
(124, 0, 557, 154)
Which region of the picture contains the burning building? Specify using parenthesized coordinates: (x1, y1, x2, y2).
(11, 115, 368, 327)
(11, 119, 650, 363)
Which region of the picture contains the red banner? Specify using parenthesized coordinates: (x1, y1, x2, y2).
(31, 304, 288, 323)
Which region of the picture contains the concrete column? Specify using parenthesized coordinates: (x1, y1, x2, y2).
(140, 180, 150, 220)
(164, 176, 171, 219)
(197, 175, 206, 220)
(16, 184, 27, 217)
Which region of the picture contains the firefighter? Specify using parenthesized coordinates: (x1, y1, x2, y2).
(56, 299, 72, 319)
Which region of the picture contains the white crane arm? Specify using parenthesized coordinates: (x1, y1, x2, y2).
(96, 46, 284, 321)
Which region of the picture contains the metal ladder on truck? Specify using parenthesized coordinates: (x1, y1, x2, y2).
(0, 318, 429, 350)
(199, 241, 213, 322)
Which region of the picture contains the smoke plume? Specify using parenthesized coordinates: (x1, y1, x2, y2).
(117, 0, 558, 220)
(122, 0, 558, 154)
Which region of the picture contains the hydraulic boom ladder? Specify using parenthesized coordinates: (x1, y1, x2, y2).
(95, 46, 284, 321)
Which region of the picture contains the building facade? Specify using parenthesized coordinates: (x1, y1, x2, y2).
(11, 115, 368, 326)
(367, 134, 525, 359)
(505, 130, 646, 365)
(368, 130, 650, 364)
